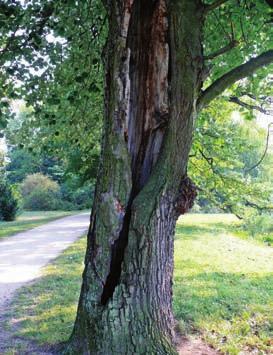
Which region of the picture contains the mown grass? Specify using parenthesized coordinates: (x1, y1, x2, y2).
(174, 214, 273, 354)
(5, 213, 273, 354)
(0, 211, 76, 239)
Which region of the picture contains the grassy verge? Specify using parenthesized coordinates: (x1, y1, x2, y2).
(5, 214, 273, 354)
(174, 214, 273, 354)
(0, 211, 78, 239)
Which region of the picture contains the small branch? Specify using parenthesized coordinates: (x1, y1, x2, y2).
(204, 39, 238, 60)
(241, 92, 257, 101)
(198, 148, 214, 166)
(212, 9, 232, 41)
(229, 96, 271, 115)
(198, 148, 227, 181)
(245, 200, 273, 212)
(204, 0, 230, 14)
(244, 123, 273, 173)
(197, 49, 273, 110)
(240, 92, 273, 106)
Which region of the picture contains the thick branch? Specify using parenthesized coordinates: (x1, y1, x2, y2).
(198, 50, 273, 110)
(204, 39, 238, 60)
(204, 0, 230, 14)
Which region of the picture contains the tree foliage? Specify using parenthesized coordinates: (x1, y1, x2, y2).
(0, 177, 18, 221)
(1, 0, 105, 181)
(2, 0, 272, 215)
(190, 98, 273, 216)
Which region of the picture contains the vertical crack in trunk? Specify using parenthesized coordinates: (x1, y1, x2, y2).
(100, 194, 133, 305)
(100, 0, 169, 306)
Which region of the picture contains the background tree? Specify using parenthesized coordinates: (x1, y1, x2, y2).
(0, 178, 18, 221)
(20, 173, 60, 210)
(190, 98, 273, 216)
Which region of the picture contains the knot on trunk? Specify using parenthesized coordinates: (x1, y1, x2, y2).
(175, 177, 197, 216)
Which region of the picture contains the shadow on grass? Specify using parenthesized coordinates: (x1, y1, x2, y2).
(175, 222, 238, 240)
(12, 261, 272, 344)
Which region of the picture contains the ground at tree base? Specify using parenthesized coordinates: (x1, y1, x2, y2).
(177, 336, 219, 355)
(0, 303, 219, 355)
(0, 300, 218, 355)
(0, 294, 59, 355)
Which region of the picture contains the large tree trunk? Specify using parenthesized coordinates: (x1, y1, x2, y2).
(66, 1, 203, 353)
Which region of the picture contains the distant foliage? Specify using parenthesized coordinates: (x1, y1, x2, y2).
(0, 178, 19, 221)
(60, 182, 93, 210)
(6, 147, 65, 184)
(6, 149, 40, 183)
(21, 173, 60, 211)
(189, 99, 273, 217)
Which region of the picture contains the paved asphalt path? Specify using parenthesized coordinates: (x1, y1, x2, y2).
(0, 213, 90, 308)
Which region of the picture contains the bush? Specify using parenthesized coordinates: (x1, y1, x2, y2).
(23, 189, 60, 211)
(244, 213, 273, 237)
(0, 178, 19, 221)
(21, 173, 60, 211)
(20, 173, 94, 211)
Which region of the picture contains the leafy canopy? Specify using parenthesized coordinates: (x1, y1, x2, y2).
(1, 0, 273, 215)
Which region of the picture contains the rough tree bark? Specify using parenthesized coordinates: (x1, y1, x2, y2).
(64, 1, 203, 353)
(63, 0, 273, 354)
(62, 0, 203, 355)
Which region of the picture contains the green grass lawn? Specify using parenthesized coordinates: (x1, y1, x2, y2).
(5, 214, 273, 354)
(174, 214, 273, 354)
(0, 211, 77, 239)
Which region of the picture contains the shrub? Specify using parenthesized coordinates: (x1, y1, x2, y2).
(0, 178, 19, 221)
(23, 189, 60, 211)
(21, 173, 60, 211)
(244, 213, 273, 237)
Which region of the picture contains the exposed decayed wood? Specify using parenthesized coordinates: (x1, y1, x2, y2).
(127, 0, 169, 191)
